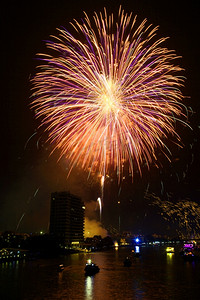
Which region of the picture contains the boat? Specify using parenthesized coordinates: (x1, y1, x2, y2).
(124, 257, 132, 267)
(84, 259, 100, 275)
(57, 264, 65, 272)
(166, 247, 175, 253)
(180, 243, 196, 261)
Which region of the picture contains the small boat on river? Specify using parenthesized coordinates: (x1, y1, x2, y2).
(166, 247, 175, 253)
(57, 264, 65, 272)
(84, 259, 100, 276)
(179, 242, 199, 261)
(124, 257, 132, 267)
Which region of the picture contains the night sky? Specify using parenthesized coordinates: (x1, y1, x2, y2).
(2, 0, 200, 235)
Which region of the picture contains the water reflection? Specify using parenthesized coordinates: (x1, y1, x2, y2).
(166, 252, 174, 264)
(114, 241, 119, 250)
(85, 275, 94, 300)
(57, 269, 63, 284)
(1, 247, 200, 299)
(135, 245, 140, 253)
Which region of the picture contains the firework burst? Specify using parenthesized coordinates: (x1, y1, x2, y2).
(31, 7, 188, 178)
(148, 193, 200, 239)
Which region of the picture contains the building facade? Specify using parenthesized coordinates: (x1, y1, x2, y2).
(49, 191, 85, 247)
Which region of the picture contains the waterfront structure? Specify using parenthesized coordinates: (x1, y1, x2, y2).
(49, 191, 85, 247)
(0, 231, 30, 249)
(0, 248, 27, 262)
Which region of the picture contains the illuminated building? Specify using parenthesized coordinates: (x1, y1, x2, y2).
(49, 191, 85, 247)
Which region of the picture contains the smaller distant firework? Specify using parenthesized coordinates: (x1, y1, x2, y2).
(147, 193, 200, 239)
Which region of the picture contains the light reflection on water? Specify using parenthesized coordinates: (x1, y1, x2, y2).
(85, 275, 93, 300)
(1, 246, 200, 299)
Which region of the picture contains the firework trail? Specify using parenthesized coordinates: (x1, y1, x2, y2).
(24, 131, 37, 150)
(101, 175, 105, 201)
(97, 197, 102, 222)
(16, 187, 40, 232)
(33, 187, 40, 198)
(31, 7, 189, 179)
(16, 213, 26, 232)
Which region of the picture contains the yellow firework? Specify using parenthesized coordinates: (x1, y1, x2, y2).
(31, 7, 188, 178)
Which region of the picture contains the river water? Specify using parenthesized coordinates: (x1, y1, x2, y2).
(0, 245, 200, 300)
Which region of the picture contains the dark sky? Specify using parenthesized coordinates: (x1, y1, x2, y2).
(2, 0, 200, 235)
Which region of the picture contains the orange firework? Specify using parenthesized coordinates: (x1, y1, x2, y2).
(31, 7, 188, 178)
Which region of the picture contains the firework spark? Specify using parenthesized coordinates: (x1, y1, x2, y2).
(148, 193, 200, 239)
(31, 7, 188, 178)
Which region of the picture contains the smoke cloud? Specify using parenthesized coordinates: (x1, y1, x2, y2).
(84, 217, 107, 238)
(84, 200, 107, 238)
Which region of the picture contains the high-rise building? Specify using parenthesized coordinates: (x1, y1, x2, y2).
(49, 191, 85, 247)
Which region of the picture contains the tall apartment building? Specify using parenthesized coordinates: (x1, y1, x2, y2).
(49, 191, 85, 247)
